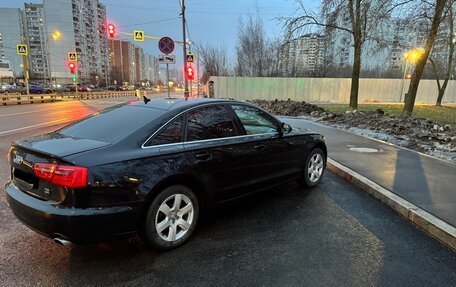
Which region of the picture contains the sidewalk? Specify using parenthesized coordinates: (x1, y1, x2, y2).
(282, 117, 456, 247)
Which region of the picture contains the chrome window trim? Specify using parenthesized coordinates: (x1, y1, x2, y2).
(141, 102, 280, 150)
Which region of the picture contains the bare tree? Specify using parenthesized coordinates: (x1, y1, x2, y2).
(199, 44, 230, 85)
(235, 14, 273, 77)
(428, 0, 455, 106)
(402, 0, 448, 116)
(285, 0, 404, 110)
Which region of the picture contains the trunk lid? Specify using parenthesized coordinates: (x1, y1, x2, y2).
(9, 133, 109, 202)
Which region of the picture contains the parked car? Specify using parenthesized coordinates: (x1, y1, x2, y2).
(106, 85, 119, 91)
(6, 84, 27, 94)
(77, 85, 91, 92)
(0, 82, 11, 93)
(4, 98, 327, 250)
(28, 85, 53, 94)
(62, 84, 76, 92)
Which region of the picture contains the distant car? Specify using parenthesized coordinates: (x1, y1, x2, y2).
(29, 85, 52, 94)
(77, 85, 91, 92)
(6, 85, 26, 94)
(4, 98, 327, 250)
(0, 83, 11, 93)
(107, 85, 122, 91)
(62, 84, 76, 92)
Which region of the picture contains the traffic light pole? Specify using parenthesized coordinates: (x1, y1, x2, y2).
(166, 63, 170, 99)
(22, 55, 30, 97)
(181, 0, 189, 99)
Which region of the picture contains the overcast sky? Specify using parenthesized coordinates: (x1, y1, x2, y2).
(0, 0, 313, 63)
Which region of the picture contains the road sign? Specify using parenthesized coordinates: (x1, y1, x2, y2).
(158, 54, 176, 64)
(158, 37, 175, 54)
(16, 44, 28, 56)
(68, 52, 78, 62)
(134, 30, 144, 42)
(186, 53, 194, 63)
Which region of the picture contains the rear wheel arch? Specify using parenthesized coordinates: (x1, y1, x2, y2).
(143, 174, 208, 214)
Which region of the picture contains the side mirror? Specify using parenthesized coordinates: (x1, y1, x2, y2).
(281, 122, 292, 134)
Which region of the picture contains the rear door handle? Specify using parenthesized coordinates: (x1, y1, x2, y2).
(254, 144, 265, 150)
(195, 152, 212, 161)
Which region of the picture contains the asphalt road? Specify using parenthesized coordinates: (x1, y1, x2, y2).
(0, 98, 455, 286)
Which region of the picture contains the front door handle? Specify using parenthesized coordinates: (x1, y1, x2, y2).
(195, 152, 212, 161)
(254, 144, 265, 150)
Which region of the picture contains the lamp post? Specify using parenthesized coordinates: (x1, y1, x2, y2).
(45, 31, 61, 86)
(399, 48, 424, 102)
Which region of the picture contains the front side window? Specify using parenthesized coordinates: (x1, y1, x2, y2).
(146, 116, 184, 146)
(231, 105, 278, 135)
(186, 105, 237, 141)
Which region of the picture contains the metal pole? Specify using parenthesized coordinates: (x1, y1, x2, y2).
(23, 55, 30, 97)
(196, 44, 200, 97)
(399, 58, 408, 103)
(181, 0, 189, 98)
(166, 63, 170, 99)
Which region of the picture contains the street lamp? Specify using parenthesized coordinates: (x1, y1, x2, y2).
(46, 30, 61, 86)
(399, 48, 424, 102)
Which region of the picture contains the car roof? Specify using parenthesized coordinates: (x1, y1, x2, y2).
(128, 97, 242, 111)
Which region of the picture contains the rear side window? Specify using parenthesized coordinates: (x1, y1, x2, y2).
(146, 116, 184, 146)
(186, 105, 237, 141)
(231, 105, 278, 135)
(59, 105, 164, 143)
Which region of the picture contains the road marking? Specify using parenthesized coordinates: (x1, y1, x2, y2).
(0, 117, 78, 136)
(0, 107, 70, 118)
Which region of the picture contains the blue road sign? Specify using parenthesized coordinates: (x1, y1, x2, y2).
(158, 37, 175, 55)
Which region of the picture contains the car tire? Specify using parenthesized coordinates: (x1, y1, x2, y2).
(298, 148, 325, 188)
(142, 185, 199, 251)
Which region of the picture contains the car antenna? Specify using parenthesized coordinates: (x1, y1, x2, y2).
(143, 95, 151, 104)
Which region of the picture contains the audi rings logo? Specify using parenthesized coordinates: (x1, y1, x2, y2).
(13, 154, 24, 165)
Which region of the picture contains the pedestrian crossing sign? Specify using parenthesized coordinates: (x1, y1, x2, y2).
(68, 52, 78, 62)
(134, 30, 144, 42)
(186, 53, 194, 63)
(16, 44, 28, 56)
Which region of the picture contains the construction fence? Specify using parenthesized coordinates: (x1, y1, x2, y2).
(209, 76, 456, 104)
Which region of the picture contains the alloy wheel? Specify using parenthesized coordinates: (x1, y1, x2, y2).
(155, 194, 194, 242)
(308, 153, 324, 183)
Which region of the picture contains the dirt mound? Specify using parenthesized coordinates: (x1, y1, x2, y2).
(251, 99, 456, 163)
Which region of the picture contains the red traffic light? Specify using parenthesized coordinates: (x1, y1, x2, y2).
(67, 62, 77, 74)
(186, 65, 194, 80)
(107, 23, 116, 38)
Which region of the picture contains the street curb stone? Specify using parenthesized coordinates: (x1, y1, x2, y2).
(327, 157, 456, 251)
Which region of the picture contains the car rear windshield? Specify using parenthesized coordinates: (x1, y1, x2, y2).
(58, 105, 164, 143)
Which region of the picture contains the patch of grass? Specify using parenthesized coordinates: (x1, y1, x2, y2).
(317, 103, 456, 126)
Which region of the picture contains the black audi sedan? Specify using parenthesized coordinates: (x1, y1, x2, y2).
(5, 98, 327, 250)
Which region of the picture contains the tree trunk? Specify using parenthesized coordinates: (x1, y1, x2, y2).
(402, 0, 447, 117)
(436, 3, 455, 106)
(350, 39, 362, 110)
(348, 0, 362, 111)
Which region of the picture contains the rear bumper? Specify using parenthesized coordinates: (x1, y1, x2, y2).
(4, 181, 141, 244)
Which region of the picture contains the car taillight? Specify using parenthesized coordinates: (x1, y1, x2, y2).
(34, 163, 88, 188)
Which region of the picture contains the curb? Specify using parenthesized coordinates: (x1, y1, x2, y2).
(326, 157, 456, 251)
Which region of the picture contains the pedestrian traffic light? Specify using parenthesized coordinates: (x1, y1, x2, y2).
(107, 23, 116, 38)
(186, 65, 194, 80)
(68, 62, 77, 74)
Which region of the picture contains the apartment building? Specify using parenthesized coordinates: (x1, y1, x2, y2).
(23, 3, 49, 80)
(0, 8, 23, 77)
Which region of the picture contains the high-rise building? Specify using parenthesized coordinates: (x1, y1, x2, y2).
(0, 8, 24, 78)
(279, 34, 326, 77)
(44, 0, 108, 84)
(134, 46, 144, 81)
(144, 54, 159, 83)
(23, 3, 49, 81)
(108, 38, 138, 84)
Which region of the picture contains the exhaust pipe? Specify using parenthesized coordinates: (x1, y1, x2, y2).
(54, 237, 73, 247)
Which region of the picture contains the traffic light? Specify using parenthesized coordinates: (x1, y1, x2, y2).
(186, 65, 194, 80)
(107, 23, 116, 38)
(68, 62, 77, 74)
